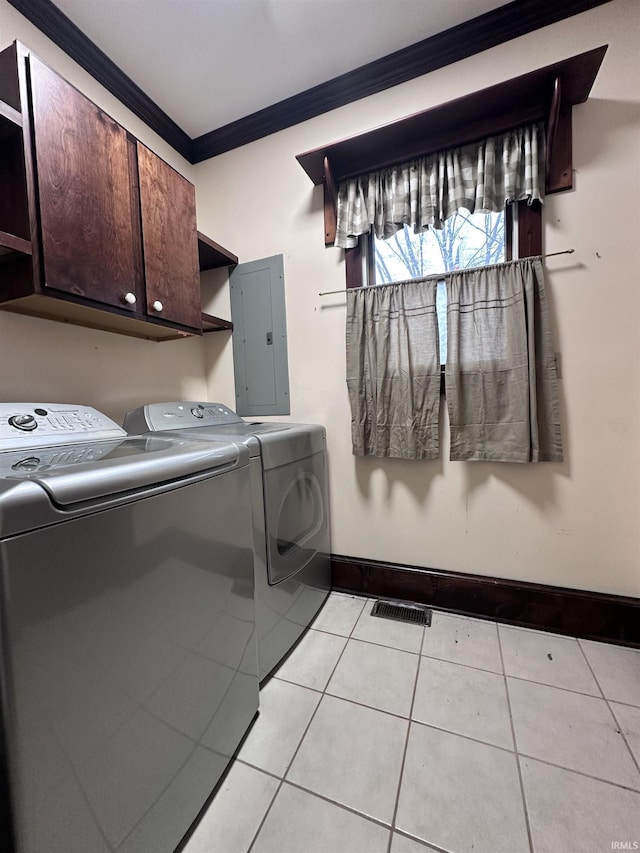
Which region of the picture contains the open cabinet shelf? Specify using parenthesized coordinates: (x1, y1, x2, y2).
(0, 229, 31, 258)
(198, 232, 236, 333)
(0, 99, 22, 130)
(0, 98, 31, 263)
(201, 312, 233, 333)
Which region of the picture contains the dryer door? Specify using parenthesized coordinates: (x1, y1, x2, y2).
(263, 448, 327, 585)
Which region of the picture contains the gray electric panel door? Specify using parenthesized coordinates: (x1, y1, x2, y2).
(229, 255, 290, 416)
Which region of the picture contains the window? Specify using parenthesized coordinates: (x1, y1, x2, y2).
(374, 210, 505, 283)
(348, 195, 537, 289)
(373, 210, 505, 366)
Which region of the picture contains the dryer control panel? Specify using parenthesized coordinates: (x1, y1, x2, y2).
(124, 401, 244, 433)
(0, 403, 125, 448)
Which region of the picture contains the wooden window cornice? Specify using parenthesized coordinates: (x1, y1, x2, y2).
(297, 45, 607, 247)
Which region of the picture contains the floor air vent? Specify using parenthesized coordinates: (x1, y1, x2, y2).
(371, 600, 432, 626)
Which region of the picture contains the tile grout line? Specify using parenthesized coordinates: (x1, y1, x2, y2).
(391, 827, 452, 852)
(312, 625, 423, 656)
(609, 703, 640, 779)
(514, 753, 640, 795)
(275, 778, 394, 832)
(385, 620, 428, 853)
(419, 648, 508, 677)
(497, 624, 535, 853)
(244, 594, 367, 853)
(576, 639, 640, 780)
(601, 696, 640, 711)
(235, 758, 283, 782)
(406, 718, 516, 756)
(501, 670, 606, 701)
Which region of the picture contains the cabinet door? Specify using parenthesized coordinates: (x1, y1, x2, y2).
(137, 142, 201, 331)
(28, 55, 143, 310)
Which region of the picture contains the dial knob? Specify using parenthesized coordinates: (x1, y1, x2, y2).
(123, 292, 137, 305)
(152, 300, 163, 312)
(8, 414, 38, 432)
(191, 407, 204, 418)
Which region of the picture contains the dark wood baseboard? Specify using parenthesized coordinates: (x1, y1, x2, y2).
(331, 555, 640, 648)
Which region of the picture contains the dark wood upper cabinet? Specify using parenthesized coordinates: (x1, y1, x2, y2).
(29, 55, 144, 311)
(0, 42, 236, 341)
(137, 141, 201, 330)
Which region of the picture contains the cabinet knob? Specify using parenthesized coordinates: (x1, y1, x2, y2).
(123, 292, 136, 305)
(152, 300, 163, 312)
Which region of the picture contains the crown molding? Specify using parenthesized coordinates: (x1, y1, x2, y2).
(7, 0, 614, 164)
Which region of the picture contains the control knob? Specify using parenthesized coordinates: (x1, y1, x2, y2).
(8, 414, 38, 432)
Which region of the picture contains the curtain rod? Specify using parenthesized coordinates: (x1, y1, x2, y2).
(318, 249, 575, 296)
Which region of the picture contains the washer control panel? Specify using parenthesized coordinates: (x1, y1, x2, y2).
(0, 404, 125, 448)
(125, 401, 244, 433)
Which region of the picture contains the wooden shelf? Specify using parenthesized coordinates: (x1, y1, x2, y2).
(197, 232, 236, 332)
(0, 99, 22, 129)
(0, 101, 22, 146)
(296, 45, 608, 186)
(198, 231, 238, 271)
(0, 229, 31, 258)
(201, 312, 233, 333)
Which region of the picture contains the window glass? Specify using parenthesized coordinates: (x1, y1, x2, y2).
(374, 209, 505, 281)
(374, 210, 505, 364)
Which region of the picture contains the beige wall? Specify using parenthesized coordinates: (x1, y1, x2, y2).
(0, 1, 207, 424)
(196, 0, 640, 597)
(1, 0, 638, 597)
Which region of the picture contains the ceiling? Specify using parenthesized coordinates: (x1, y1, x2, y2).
(10, 0, 612, 161)
(49, 0, 511, 138)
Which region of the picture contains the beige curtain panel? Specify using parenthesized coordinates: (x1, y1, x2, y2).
(336, 122, 545, 249)
(346, 257, 563, 462)
(346, 280, 442, 459)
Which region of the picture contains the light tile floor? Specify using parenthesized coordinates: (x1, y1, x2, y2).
(184, 592, 640, 853)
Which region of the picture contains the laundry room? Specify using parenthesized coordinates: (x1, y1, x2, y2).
(0, 1, 638, 852)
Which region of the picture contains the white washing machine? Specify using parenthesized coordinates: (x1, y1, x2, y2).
(124, 402, 332, 682)
(0, 403, 258, 853)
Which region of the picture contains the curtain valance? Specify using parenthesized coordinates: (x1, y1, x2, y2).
(336, 123, 545, 249)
